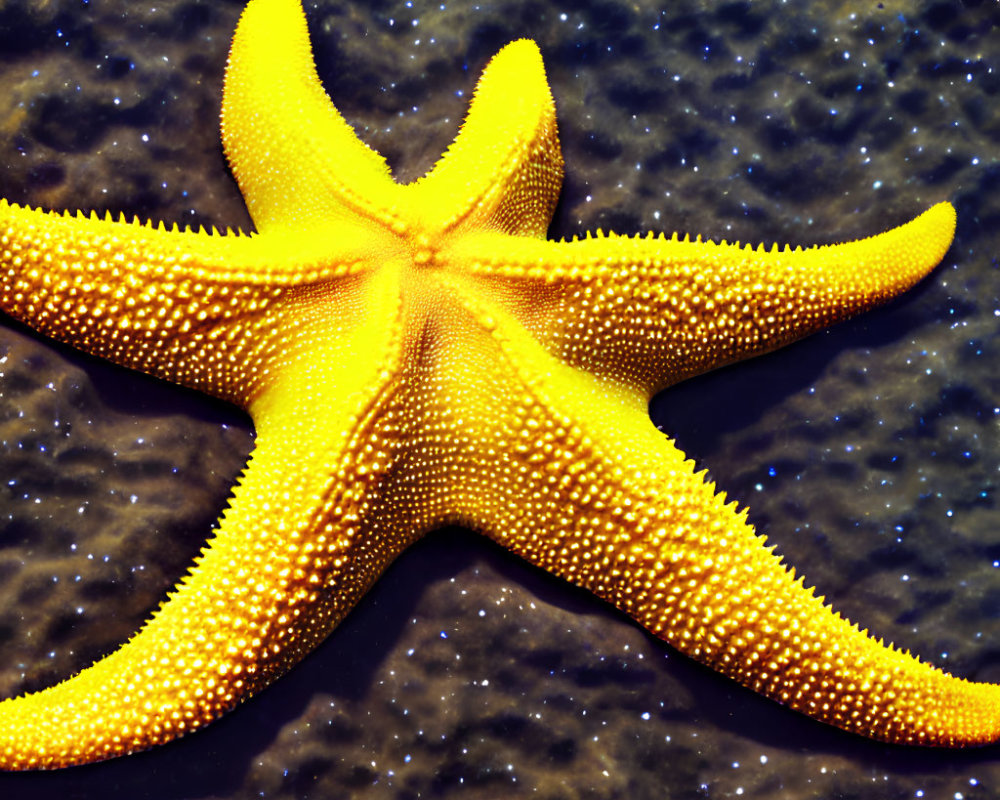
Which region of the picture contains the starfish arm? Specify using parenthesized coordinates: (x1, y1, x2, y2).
(0, 275, 414, 770)
(452, 202, 956, 397)
(405, 39, 564, 238)
(457, 345, 1000, 746)
(428, 293, 1000, 747)
(0, 199, 386, 405)
(222, 0, 401, 232)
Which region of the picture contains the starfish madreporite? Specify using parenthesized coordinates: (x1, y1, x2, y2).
(0, 0, 985, 770)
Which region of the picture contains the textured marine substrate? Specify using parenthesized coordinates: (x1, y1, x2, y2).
(0, 0, 998, 798)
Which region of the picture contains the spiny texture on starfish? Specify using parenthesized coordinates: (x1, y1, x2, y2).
(0, 0, 978, 771)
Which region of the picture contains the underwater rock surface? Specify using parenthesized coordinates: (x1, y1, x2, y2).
(0, 0, 998, 797)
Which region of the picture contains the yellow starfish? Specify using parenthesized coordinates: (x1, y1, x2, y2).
(0, 0, 983, 771)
